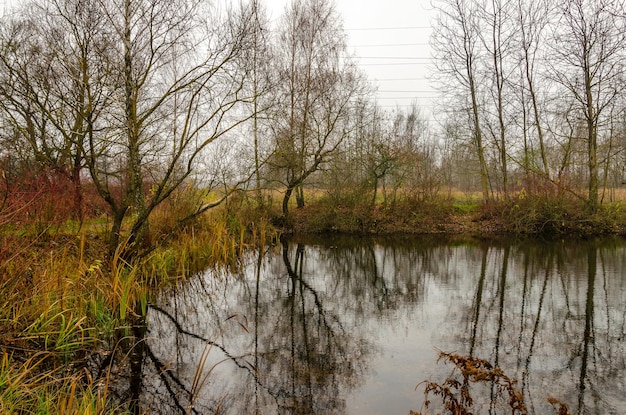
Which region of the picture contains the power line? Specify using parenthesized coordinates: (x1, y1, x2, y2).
(377, 96, 438, 99)
(351, 43, 431, 47)
(377, 90, 435, 93)
(346, 26, 431, 31)
(378, 104, 432, 108)
(374, 78, 428, 81)
(359, 62, 430, 66)
(359, 56, 431, 60)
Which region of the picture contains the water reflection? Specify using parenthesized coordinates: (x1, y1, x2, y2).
(117, 236, 626, 414)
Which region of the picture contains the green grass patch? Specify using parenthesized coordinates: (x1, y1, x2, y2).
(452, 199, 480, 215)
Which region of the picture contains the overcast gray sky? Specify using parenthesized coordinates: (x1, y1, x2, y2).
(266, 0, 436, 114)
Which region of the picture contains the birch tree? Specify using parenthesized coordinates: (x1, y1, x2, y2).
(548, 0, 625, 212)
(433, 0, 491, 202)
(271, 0, 362, 217)
(96, 0, 258, 255)
(1, 0, 258, 256)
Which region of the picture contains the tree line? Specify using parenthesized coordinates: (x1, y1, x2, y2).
(432, 0, 626, 211)
(1, 0, 625, 256)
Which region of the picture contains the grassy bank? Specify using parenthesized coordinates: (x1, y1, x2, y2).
(0, 198, 278, 414)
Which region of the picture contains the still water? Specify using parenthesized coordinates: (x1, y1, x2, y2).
(125, 236, 626, 414)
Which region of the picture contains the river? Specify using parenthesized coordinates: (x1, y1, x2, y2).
(111, 235, 626, 414)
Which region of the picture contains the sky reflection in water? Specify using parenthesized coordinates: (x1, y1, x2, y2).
(136, 236, 626, 415)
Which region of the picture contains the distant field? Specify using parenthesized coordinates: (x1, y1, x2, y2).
(606, 187, 626, 202)
(263, 186, 626, 204)
(443, 187, 626, 203)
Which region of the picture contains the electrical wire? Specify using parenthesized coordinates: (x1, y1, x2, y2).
(346, 26, 431, 31)
(351, 43, 430, 47)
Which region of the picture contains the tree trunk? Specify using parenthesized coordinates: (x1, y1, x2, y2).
(282, 186, 294, 218)
(585, 66, 598, 213)
(469, 77, 490, 204)
(371, 176, 378, 207)
(587, 121, 599, 213)
(108, 209, 127, 258)
(295, 184, 305, 208)
(124, 0, 149, 248)
(71, 162, 84, 222)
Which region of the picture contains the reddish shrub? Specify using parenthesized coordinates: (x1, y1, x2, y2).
(1, 161, 79, 231)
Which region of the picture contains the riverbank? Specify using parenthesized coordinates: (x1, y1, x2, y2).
(284, 194, 626, 237)
(0, 205, 275, 414)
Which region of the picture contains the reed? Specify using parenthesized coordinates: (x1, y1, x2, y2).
(0, 230, 123, 413)
(187, 314, 249, 414)
(1, 192, 280, 413)
(0, 351, 128, 414)
(21, 308, 91, 362)
(146, 203, 279, 279)
(188, 339, 222, 414)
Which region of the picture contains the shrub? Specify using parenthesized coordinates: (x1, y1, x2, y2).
(488, 192, 621, 236)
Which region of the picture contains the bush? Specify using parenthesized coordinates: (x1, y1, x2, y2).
(0, 165, 78, 234)
(492, 192, 621, 235)
(287, 192, 456, 234)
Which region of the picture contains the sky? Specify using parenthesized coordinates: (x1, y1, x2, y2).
(0, 0, 437, 117)
(265, 0, 437, 116)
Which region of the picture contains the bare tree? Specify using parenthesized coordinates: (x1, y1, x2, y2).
(384, 105, 432, 204)
(515, 0, 551, 181)
(548, 0, 625, 212)
(478, 0, 516, 199)
(270, 0, 362, 218)
(238, 0, 274, 206)
(0, 0, 112, 219)
(433, 0, 491, 202)
(81, 0, 258, 255)
(1, 0, 259, 256)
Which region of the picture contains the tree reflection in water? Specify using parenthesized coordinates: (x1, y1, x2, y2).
(108, 236, 625, 415)
(450, 239, 626, 415)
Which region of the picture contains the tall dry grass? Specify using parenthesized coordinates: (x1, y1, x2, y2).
(0, 351, 129, 414)
(1, 186, 280, 413)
